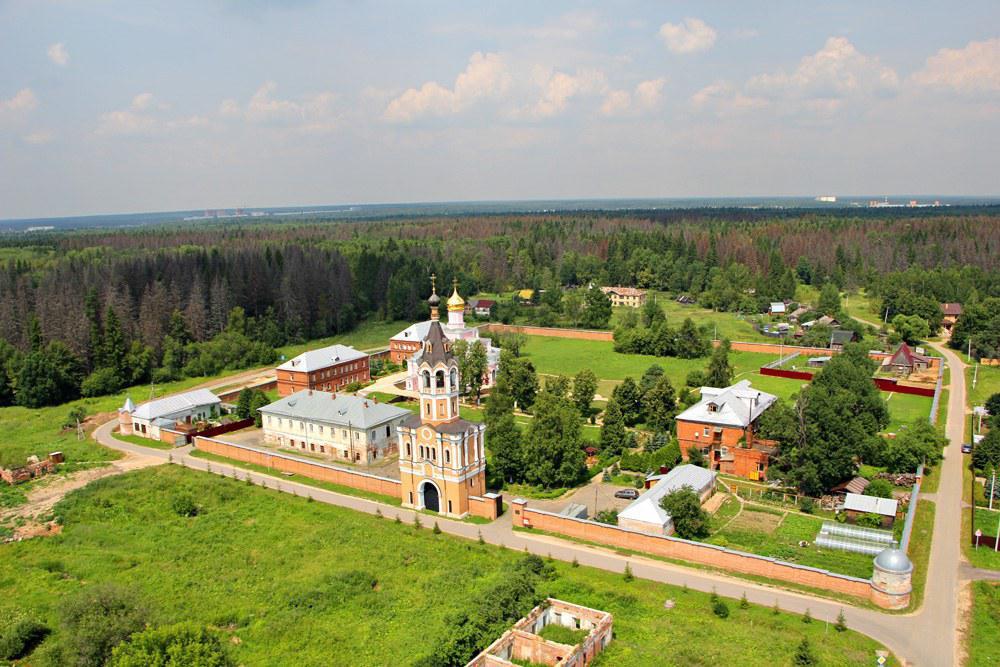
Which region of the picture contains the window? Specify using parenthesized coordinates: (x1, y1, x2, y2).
(445, 450, 450, 463)
(406, 443, 411, 456)
(448, 500, 453, 513)
(386, 426, 391, 437)
(319, 446, 325, 453)
(419, 446, 424, 458)
(703, 427, 710, 437)
(409, 492, 413, 504)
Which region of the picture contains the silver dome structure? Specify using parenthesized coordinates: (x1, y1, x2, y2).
(874, 548, 913, 573)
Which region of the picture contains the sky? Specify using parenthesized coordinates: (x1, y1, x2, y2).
(1, 1, 998, 219)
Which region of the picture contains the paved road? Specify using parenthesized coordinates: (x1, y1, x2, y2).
(91, 343, 974, 665)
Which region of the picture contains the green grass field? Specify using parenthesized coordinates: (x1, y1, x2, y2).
(883, 393, 935, 432)
(0, 466, 895, 666)
(968, 364, 1000, 412)
(277, 319, 409, 357)
(519, 335, 774, 390)
(645, 295, 774, 342)
(905, 500, 935, 609)
(704, 505, 874, 579)
(969, 582, 1000, 667)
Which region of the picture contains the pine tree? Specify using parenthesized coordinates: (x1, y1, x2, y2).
(600, 398, 628, 457)
(793, 638, 817, 666)
(705, 338, 734, 388)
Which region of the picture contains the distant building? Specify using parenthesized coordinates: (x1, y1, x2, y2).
(600, 286, 647, 308)
(119, 389, 221, 440)
(940, 303, 962, 331)
(259, 390, 410, 464)
(882, 342, 931, 376)
(616, 464, 716, 536)
(769, 301, 787, 315)
(516, 289, 535, 303)
(467, 298, 496, 318)
(829, 329, 858, 351)
(276, 344, 370, 397)
(788, 305, 810, 322)
(843, 492, 898, 527)
(466, 598, 613, 667)
(675, 380, 778, 481)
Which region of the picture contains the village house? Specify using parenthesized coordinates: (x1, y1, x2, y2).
(599, 286, 647, 308)
(675, 380, 778, 481)
(258, 390, 410, 464)
(788, 305, 810, 322)
(390, 278, 500, 391)
(118, 389, 221, 440)
(769, 301, 787, 316)
(466, 298, 496, 318)
(466, 599, 613, 667)
(276, 344, 370, 397)
(842, 492, 899, 528)
(883, 342, 931, 376)
(940, 302, 962, 332)
(616, 464, 717, 536)
(829, 328, 858, 351)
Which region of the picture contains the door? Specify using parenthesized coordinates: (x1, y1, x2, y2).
(422, 482, 440, 513)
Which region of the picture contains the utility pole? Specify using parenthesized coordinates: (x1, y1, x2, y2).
(973, 362, 979, 391)
(990, 470, 996, 512)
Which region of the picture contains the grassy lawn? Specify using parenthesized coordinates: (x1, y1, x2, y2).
(276, 318, 410, 358)
(905, 500, 935, 609)
(111, 431, 176, 451)
(0, 466, 896, 666)
(841, 290, 883, 324)
(968, 364, 1000, 411)
(882, 392, 934, 432)
(703, 505, 874, 579)
(969, 582, 1000, 667)
(520, 335, 774, 390)
(650, 295, 774, 342)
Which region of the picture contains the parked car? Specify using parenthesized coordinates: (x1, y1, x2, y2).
(614, 488, 640, 500)
(961, 443, 973, 454)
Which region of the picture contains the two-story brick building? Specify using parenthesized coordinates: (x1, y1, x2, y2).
(675, 380, 778, 481)
(599, 286, 647, 308)
(275, 344, 370, 397)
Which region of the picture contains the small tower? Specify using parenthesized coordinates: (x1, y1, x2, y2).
(428, 273, 440, 322)
(397, 312, 487, 518)
(118, 396, 136, 435)
(446, 278, 465, 328)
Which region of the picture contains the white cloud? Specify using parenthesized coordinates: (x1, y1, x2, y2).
(97, 108, 157, 136)
(47, 42, 69, 66)
(1, 88, 38, 114)
(23, 130, 54, 144)
(130, 92, 155, 111)
(383, 52, 511, 123)
(512, 67, 607, 120)
(601, 78, 665, 116)
(911, 38, 1000, 93)
(690, 81, 766, 115)
(659, 18, 717, 54)
(748, 37, 899, 102)
(219, 82, 339, 132)
(97, 93, 210, 136)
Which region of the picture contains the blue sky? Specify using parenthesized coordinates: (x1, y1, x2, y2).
(1, 1, 998, 218)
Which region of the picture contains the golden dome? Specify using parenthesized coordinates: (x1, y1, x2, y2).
(447, 280, 465, 311)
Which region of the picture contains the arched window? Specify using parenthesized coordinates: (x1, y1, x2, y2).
(406, 442, 411, 456)
(445, 450, 450, 463)
(419, 445, 424, 458)
(450, 368, 458, 389)
(422, 370, 431, 389)
(435, 370, 445, 388)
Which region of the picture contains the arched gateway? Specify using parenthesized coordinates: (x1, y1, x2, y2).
(420, 481, 440, 513)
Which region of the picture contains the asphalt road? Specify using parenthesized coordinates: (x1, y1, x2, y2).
(92, 343, 973, 666)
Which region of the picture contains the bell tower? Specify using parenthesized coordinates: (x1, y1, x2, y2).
(397, 277, 487, 518)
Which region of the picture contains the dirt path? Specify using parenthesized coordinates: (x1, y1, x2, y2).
(1, 449, 162, 542)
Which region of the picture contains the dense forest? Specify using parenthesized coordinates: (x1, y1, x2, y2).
(0, 208, 998, 407)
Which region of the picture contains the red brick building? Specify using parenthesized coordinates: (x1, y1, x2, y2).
(276, 344, 370, 397)
(675, 380, 778, 481)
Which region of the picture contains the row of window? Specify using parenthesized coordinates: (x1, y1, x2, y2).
(286, 438, 370, 461)
(266, 416, 391, 441)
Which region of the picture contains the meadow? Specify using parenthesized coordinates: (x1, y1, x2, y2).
(969, 582, 1000, 667)
(0, 465, 896, 666)
(967, 364, 1000, 412)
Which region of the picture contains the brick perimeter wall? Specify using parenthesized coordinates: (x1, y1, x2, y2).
(194, 437, 401, 498)
(216, 379, 278, 403)
(468, 494, 500, 520)
(516, 505, 872, 601)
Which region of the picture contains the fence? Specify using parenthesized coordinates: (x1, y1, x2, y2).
(511, 500, 875, 603)
(928, 359, 945, 425)
(479, 323, 613, 342)
(759, 367, 937, 397)
(764, 352, 800, 369)
(194, 436, 402, 498)
(899, 464, 923, 552)
(216, 379, 278, 403)
(760, 367, 815, 381)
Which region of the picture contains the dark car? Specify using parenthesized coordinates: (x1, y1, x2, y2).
(962, 443, 973, 454)
(614, 488, 640, 500)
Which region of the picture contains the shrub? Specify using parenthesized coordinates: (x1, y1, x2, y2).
(108, 623, 233, 667)
(739, 593, 749, 609)
(856, 513, 884, 528)
(712, 599, 729, 618)
(798, 498, 815, 514)
(623, 563, 634, 582)
(171, 494, 199, 517)
(793, 637, 817, 666)
(60, 584, 147, 667)
(865, 478, 894, 498)
(835, 609, 847, 632)
(63, 405, 88, 429)
(81, 367, 123, 398)
(659, 486, 710, 539)
(0, 610, 49, 661)
(685, 370, 706, 387)
(802, 608, 812, 624)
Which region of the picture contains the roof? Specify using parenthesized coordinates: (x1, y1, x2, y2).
(277, 344, 367, 372)
(887, 342, 930, 368)
(817, 315, 839, 326)
(420, 320, 454, 366)
(447, 284, 465, 309)
(769, 302, 787, 313)
(618, 465, 717, 527)
(843, 492, 898, 517)
(832, 476, 870, 495)
(874, 548, 913, 573)
(829, 329, 856, 346)
(473, 299, 495, 309)
(675, 380, 778, 428)
(400, 412, 478, 434)
(391, 320, 434, 342)
(131, 389, 220, 421)
(120, 396, 136, 413)
(517, 289, 534, 299)
(601, 286, 646, 297)
(789, 306, 810, 319)
(259, 390, 410, 429)
(940, 302, 962, 316)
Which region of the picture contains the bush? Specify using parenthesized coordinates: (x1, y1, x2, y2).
(659, 486, 710, 539)
(793, 637, 817, 666)
(81, 367, 124, 397)
(685, 370, 706, 387)
(60, 584, 147, 667)
(171, 494, 199, 517)
(0, 610, 49, 661)
(63, 405, 88, 429)
(856, 513, 884, 528)
(712, 598, 729, 618)
(108, 623, 233, 667)
(865, 478, 894, 498)
(798, 498, 815, 514)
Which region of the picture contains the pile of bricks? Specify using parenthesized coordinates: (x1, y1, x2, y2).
(0, 453, 60, 485)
